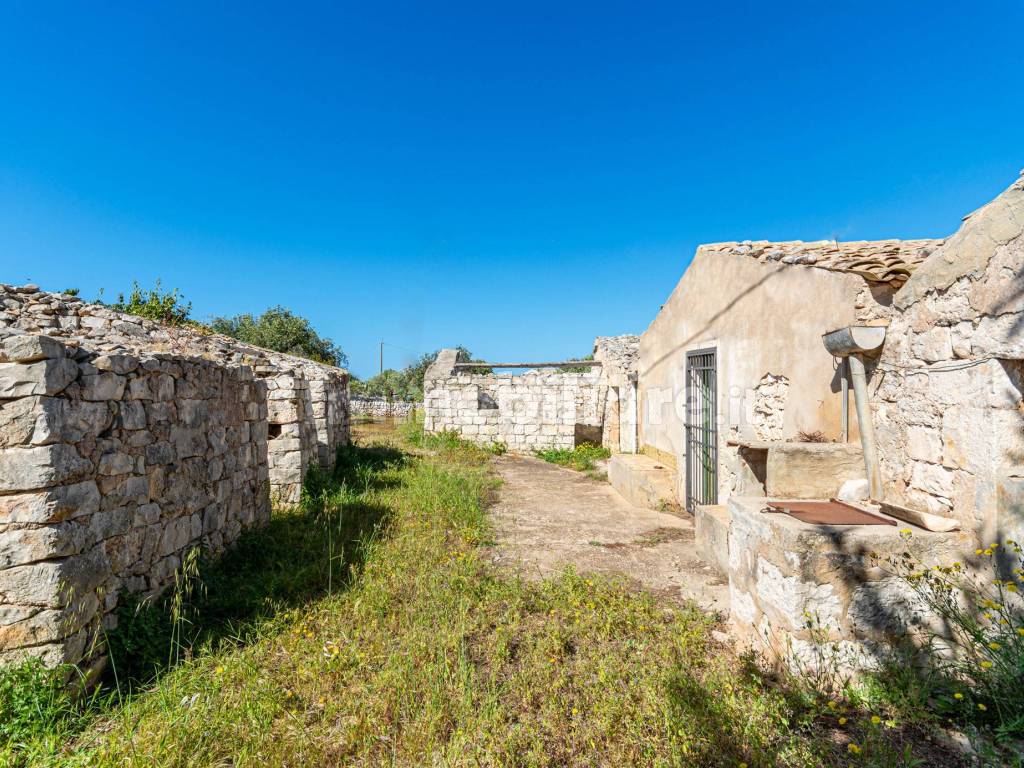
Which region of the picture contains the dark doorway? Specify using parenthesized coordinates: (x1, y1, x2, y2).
(685, 348, 717, 512)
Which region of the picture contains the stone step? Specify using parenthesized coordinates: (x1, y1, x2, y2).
(695, 504, 730, 577)
(608, 454, 677, 510)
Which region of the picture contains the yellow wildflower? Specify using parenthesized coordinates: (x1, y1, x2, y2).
(899, 528, 912, 535)
(978, 703, 987, 711)
(871, 715, 881, 725)
(976, 549, 984, 555)
(885, 720, 896, 728)
(988, 642, 1001, 650)
(954, 693, 964, 700)
(1017, 628, 1024, 636)
(839, 717, 847, 725)
(848, 743, 861, 754)
(980, 661, 993, 669)
(984, 549, 993, 556)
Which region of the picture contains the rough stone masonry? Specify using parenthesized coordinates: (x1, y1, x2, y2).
(422, 337, 640, 452)
(0, 285, 350, 671)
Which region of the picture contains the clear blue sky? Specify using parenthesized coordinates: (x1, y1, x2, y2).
(1, 2, 1021, 378)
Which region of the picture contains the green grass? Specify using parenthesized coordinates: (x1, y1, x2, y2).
(533, 443, 611, 472)
(0, 426, 1000, 767)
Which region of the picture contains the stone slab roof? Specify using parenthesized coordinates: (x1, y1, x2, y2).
(699, 238, 945, 286)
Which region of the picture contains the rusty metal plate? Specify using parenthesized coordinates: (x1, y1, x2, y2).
(766, 500, 896, 526)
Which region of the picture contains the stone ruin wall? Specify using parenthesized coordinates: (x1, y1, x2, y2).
(0, 285, 350, 504)
(870, 173, 1024, 543)
(0, 285, 351, 670)
(0, 332, 269, 672)
(350, 396, 417, 419)
(593, 335, 640, 453)
(423, 350, 608, 452)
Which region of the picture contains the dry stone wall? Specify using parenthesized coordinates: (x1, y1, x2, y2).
(870, 174, 1024, 542)
(0, 285, 351, 670)
(424, 351, 607, 451)
(0, 332, 269, 671)
(0, 285, 350, 503)
(350, 396, 417, 419)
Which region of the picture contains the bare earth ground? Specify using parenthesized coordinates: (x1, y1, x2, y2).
(489, 454, 729, 614)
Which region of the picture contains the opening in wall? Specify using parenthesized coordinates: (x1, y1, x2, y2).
(268, 423, 283, 439)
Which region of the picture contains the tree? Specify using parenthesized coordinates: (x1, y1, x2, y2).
(350, 347, 483, 402)
(210, 307, 347, 367)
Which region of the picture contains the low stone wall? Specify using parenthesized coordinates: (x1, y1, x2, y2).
(350, 396, 417, 419)
(0, 285, 350, 503)
(0, 333, 269, 671)
(424, 357, 607, 452)
(726, 496, 974, 672)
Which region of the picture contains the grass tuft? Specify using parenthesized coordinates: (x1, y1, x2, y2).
(534, 442, 611, 472)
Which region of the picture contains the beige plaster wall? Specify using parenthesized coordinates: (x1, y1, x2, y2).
(637, 250, 874, 503)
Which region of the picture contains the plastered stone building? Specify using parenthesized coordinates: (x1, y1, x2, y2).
(615, 172, 1024, 668)
(423, 336, 639, 452)
(0, 287, 350, 670)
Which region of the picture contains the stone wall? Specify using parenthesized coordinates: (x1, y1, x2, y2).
(726, 496, 974, 672)
(871, 173, 1024, 542)
(0, 332, 269, 671)
(0, 285, 350, 503)
(593, 335, 639, 453)
(350, 396, 417, 419)
(423, 350, 607, 451)
(0, 284, 352, 670)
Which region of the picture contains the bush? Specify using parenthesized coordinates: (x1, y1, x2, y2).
(872, 534, 1024, 743)
(109, 280, 193, 326)
(210, 307, 347, 367)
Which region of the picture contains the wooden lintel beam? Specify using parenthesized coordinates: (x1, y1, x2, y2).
(453, 361, 602, 370)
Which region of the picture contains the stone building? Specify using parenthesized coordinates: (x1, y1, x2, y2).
(0, 287, 350, 671)
(0, 287, 350, 503)
(423, 337, 640, 452)
(615, 172, 1024, 668)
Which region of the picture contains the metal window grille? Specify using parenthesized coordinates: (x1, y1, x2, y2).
(685, 348, 718, 512)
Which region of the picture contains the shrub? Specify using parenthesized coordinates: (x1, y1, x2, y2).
(873, 533, 1024, 743)
(110, 280, 193, 326)
(211, 307, 347, 367)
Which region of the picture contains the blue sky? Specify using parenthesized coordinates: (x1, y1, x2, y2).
(1, 2, 1021, 378)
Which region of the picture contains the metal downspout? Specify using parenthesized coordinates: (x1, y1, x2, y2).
(847, 354, 883, 500)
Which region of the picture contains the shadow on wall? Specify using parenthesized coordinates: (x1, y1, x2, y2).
(643, 264, 787, 377)
(104, 442, 400, 688)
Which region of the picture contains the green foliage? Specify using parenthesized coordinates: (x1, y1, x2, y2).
(866, 535, 1024, 743)
(110, 280, 194, 326)
(2, 426, 977, 767)
(534, 442, 611, 471)
(352, 346, 481, 402)
(559, 353, 596, 373)
(0, 660, 70, 747)
(210, 306, 347, 367)
(61, 288, 79, 297)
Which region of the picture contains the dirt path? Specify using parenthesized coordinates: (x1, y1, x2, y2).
(489, 454, 728, 613)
